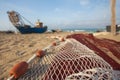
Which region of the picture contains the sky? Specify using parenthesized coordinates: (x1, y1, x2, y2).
(0, 0, 120, 31)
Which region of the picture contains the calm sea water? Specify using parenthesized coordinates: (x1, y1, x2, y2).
(62, 27, 106, 33)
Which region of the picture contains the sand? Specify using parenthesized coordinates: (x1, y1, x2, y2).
(0, 31, 120, 79)
(94, 32, 120, 41)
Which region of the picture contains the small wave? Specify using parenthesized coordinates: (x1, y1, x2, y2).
(74, 30, 85, 32)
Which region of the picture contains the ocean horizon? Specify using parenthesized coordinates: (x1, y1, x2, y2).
(48, 27, 106, 33)
(64, 28, 105, 32)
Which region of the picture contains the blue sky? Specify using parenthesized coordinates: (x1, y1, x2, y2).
(0, 0, 120, 30)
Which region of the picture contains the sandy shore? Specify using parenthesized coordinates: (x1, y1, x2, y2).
(0, 31, 120, 79)
(94, 32, 120, 41)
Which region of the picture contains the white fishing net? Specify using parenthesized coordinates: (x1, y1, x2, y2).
(18, 39, 119, 80)
(65, 68, 112, 80)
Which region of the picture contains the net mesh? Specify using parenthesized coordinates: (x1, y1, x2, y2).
(8, 11, 19, 24)
(66, 68, 113, 80)
(17, 38, 117, 80)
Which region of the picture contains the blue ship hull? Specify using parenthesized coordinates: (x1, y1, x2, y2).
(16, 26, 47, 34)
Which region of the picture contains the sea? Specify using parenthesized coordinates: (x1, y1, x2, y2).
(49, 27, 106, 33)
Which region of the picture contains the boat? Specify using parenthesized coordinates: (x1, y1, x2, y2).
(7, 11, 47, 34)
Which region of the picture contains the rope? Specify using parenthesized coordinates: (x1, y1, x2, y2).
(20, 14, 35, 27)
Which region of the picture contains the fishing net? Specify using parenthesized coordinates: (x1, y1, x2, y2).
(18, 38, 117, 80)
(8, 11, 20, 24)
(67, 34, 120, 70)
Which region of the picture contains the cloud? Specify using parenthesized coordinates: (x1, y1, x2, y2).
(79, 0, 90, 6)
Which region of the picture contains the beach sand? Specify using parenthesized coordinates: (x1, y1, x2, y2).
(0, 31, 120, 79)
(94, 32, 120, 41)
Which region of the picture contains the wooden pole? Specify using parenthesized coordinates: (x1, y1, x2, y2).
(111, 0, 116, 35)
